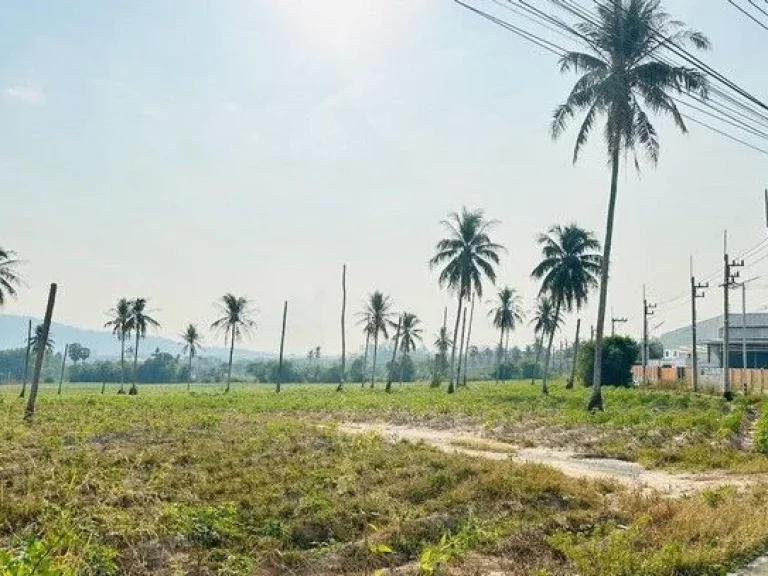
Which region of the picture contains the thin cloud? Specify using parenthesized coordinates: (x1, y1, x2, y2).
(5, 80, 45, 104)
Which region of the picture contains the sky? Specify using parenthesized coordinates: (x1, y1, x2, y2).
(2, 0, 767, 357)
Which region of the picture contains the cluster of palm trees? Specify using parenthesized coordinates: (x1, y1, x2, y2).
(1, 1, 713, 411)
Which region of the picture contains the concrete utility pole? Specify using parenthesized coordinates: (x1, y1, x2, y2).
(723, 232, 744, 401)
(690, 267, 709, 393)
(611, 308, 628, 337)
(642, 285, 656, 385)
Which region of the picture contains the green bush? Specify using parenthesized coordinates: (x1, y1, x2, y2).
(577, 336, 640, 387)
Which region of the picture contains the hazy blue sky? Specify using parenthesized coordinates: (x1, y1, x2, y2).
(3, 0, 767, 357)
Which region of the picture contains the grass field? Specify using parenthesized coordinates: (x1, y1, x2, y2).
(3, 381, 768, 574)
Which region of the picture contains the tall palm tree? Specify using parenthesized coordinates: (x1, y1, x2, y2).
(357, 320, 373, 387)
(552, 0, 709, 409)
(488, 286, 524, 382)
(211, 294, 256, 393)
(181, 324, 203, 390)
(429, 207, 504, 393)
(128, 298, 160, 395)
(105, 298, 133, 393)
(397, 312, 423, 383)
(29, 324, 54, 355)
(531, 296, 561, 385)
(359, 291, 393, 388)
(0, 248, 22, 306)
(531, 225, 601, 394)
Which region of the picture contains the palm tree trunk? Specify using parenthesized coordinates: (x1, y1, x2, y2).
(401, 351, 407, 384)
(101, 381, 106, 394)
(462, 297, 475, 387)
(20, 319, 31, 398)
(386, 316, 401, 393)
(455, 308, 468, 390)
(337, 264, 346, 392)
(277, 300, 288, 394)
(225, 325, 235, 393)
(58, 343, 68, 395)
(187, 351, 193, 391)
(504, 330, 510, 369)
(567, 318, 581, 390)
(589, 142, 620, 411)
(361, 331, 370, 388)
(447, 296, 464, 394)
(496, 328, 504, 382)
(370, 333, 379, 389)
(25, 283, 57, 422)
(542, 298, 562, 396)
(531, 336, 543, 385)
(130, 329, 140, 395)
(119, 333, 126, 393)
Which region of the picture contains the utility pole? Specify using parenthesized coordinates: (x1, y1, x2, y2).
(690, 265, 708, 392)
(723, 232, 744, 401)
(642, 285, 656, 385)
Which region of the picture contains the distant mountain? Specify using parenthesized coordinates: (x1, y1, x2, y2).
(0, 314, 275, 361)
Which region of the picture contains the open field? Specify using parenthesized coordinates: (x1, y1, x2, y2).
(4, 381, 768, 574)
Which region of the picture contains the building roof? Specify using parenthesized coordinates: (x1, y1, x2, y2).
(660, 313, 768, 348)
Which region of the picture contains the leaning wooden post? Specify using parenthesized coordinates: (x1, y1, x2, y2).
(276, 301, 288, 394)
(25, 283, 57, 422)
(385, 315, 402, 393)
(19, 319, 32, 398)
(58, 343, 68, 395)
(337, 264, 347, 392)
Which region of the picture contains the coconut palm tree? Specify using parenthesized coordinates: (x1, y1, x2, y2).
(531, 225, 601, 394)
(29, 324, 54, 355)
(488, 286, 524, 382)
(181, 324, 203, 390)
(433, 325, 452, 384)
(530, 296, 561, 385)
(357, 319, 373, 387)
(360, 291, 393, 388)
(128, 298, 160, 395)
(552, 0, 709, 409)
(105, 298, 133, 393)
(211, 294, 256, 393)
(0, 248, 22, 306)
(397, 312, 423, 383)
(429, 207, 504, 393)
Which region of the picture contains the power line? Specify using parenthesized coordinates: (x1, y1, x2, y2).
(682, 113, 768, 156)
(726, 0, 768, 33)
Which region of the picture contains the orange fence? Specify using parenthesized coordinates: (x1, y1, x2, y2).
(633, 365, 768, 395)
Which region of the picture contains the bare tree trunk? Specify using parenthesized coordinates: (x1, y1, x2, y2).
(277, 301, 288, 393)
(187, 350, 193, 391)
(225, 325, 235, 393)
(589, 143, 620, 411)
(386, 316, 401, 393)
(119, 333, 126, 393)
(447, 296, 464, 394)
(130, 329, 140, 395)
(496, 328, 504, 382)
(361, 331, 370, 388)
(370, 333, 379, 389)
(462, 297, 475, 387)
(25, 283, 57, 422)
(531, 335, 543, 385)
(567, 318, 581, 390)
(101, 381, 106, 394)
(337, 264, 347, 392)
(20, 320, 31, 398)
(542, 299, 562, 396)
(58, 343, 68, 395)
(455, 308, 468, 391)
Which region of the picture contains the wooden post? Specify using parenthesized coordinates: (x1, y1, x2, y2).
(20, 319, 32, 398)
(337, 265, 346, 392)
(25, 283, 57, 422)
(385, 315, 402, 393)
(276, 301, 288, 394)
(58, 343, 68, 395)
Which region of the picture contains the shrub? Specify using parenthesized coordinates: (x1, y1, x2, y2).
(577, 336, 640, 387)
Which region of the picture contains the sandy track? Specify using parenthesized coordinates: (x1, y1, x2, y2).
(338, 421, 761, 497)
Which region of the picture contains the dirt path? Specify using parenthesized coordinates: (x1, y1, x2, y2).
(339, 422, 761, 497)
